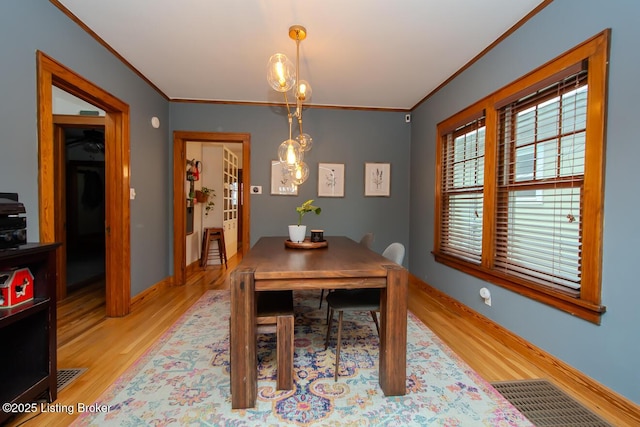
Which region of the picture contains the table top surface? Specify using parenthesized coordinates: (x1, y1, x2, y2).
(238, 236, 395, 280)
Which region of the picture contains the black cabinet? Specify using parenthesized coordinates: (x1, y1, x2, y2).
(0, 243, 59, 424)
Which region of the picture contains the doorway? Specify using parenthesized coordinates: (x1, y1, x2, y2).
(64, 127, 106, 292)
(52, 119, 107, 297)
(37, 51, 131, 316)
(185, 141, 243, 267)
(172, 132, 251, 286)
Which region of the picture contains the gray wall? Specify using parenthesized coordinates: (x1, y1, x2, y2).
(0, 0, 170, 296)
(170, 104, 411, 256)
(410, 0, 640, 404)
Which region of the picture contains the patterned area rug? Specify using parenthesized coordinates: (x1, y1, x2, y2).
(72, 290, 533, 426)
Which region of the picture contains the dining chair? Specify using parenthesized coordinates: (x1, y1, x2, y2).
(324, 242, 405, 381)
(359, 232, 375, 249)
(256, 290, 295, 390)
(318, 232, 375, 311)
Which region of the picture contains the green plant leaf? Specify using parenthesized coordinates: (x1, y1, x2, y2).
(296, 199, 321, 225)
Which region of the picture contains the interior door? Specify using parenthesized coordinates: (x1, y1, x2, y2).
(222, 147, 238, 258)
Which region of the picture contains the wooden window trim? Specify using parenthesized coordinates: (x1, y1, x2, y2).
(434, 30, 610, 324)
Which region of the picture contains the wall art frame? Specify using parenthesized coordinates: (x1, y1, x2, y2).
(318, 163, 345, 197)
(364, 162, 391, 196)
(270, 160, 298, 196)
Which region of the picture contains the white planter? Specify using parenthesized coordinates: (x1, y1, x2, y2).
(288, 225, 307, 243)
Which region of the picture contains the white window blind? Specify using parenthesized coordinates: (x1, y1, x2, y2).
(440, 117, 485, 263)
(495, 69, 587, 291)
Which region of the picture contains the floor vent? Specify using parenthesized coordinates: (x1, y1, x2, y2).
(491, 379, 612, 427)
(57, 368, 87, 392)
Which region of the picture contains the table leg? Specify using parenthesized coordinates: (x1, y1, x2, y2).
(230, 267, 257, 408)
(379, 265, 408, 395)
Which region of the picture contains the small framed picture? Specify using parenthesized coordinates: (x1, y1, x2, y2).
(364, 163, 391, 196)
(271, 160, 297, 195)
(318, 163, 345, 197)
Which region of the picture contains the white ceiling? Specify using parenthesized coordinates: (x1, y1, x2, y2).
(57, 0, 546, 110)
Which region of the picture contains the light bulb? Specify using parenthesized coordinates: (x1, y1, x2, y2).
(296, 133, 313, 152)
(278, 139, 302, 170)
(292, 161, 309, 185)
(267, 54, 295, 92)
(276, 63, 285, 86)
(287, 145, 296, 164)
(295, 80, 312, 102)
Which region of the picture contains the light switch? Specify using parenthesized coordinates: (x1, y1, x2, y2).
(130, 188, 136, 200)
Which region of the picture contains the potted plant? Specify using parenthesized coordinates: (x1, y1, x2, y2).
(196, 187, 216, 216)
(289, 199, 321, 242)
(195, 186, 212, 203)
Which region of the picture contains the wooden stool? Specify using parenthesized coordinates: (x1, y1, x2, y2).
(256, 290, 295, 390)
(200, 227, 227, 268)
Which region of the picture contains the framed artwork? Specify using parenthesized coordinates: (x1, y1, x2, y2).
(271, 160, 298, 195)
(318, 163, 345, 197)
(364, 162, 391, 196)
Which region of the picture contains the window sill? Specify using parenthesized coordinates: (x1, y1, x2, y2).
(433, 252, 606, 324)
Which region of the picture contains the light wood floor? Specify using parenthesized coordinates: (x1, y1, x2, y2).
(6, 252, 639, 426)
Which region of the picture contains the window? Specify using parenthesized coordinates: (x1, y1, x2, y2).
(496, 71, 587, 291)
(439, 116, 485, 264)
(434, 31, 609, 323)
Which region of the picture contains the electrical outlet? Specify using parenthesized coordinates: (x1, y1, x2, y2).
(250, 185, 262, 194)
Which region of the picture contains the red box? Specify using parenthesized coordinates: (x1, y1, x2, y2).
(0, 267, 34, 308)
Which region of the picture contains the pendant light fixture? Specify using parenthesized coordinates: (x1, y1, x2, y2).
(267, 25, 314, 186)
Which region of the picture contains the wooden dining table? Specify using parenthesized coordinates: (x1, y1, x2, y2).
(229, 236, 408, 409)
